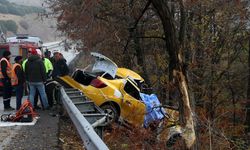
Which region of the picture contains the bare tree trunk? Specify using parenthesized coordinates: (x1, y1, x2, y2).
(151, 0, 196, 148)
(134, 29, 152, 87)
(208, 119, 213, 150)
(245, 37, 250, 134)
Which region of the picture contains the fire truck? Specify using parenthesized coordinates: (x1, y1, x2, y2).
(0, 34, 43, 87)
(0, 34, 43, 63)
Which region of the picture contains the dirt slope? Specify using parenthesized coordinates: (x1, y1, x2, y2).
(7, 0, 43, 7)
(0, 0, 62, 42)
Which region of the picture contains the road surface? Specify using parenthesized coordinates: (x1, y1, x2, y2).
(0, 96, 60, 150)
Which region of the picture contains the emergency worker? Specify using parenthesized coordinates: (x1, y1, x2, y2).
(52, 52, 69, 78)
(44, 49, 52, 61)
(23, 49, 40, 109)
(25, 49, 49, 109)
(0, 51, 14, 110)
(41, 49, 53, 78)
(11, 56, 25, 110)
(22, 49, 33, 71)
(33, 49, 53, 109)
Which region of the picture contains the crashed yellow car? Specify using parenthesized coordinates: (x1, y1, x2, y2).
(52, 52, 183, 146)
(59, 52, 146, 126)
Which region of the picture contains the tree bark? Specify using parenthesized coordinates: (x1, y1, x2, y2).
(134, 29, 152, 87)
(245, 36, 250, 134)
(151, 0, 196, 148)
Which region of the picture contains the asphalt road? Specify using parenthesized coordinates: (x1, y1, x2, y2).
(0, 96, 60, 150)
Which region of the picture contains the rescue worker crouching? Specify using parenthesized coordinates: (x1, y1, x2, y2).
(0, 51, 14, 110)
(11, 56, 25, 110)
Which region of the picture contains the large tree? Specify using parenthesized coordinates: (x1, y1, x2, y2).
(45, 0, 250, 149)
(246, 37, 250, 134)
(151, 0, 195, 148)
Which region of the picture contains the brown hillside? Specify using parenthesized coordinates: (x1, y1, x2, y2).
(8, 0, 43, 7)
(0, 13, 61, 42)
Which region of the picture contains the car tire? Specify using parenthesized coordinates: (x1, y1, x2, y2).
(101, 104, 119, 124)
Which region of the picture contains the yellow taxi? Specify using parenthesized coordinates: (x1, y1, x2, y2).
(59, 52, 146, 126)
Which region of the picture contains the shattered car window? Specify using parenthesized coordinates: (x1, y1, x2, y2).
(124, 79, 141, 100)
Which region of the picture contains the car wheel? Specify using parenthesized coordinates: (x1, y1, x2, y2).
(101, 104, 119, 124)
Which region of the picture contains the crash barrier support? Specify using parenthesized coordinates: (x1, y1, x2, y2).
(60, 87, 109, 150)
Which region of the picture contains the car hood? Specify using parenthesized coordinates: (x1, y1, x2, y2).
(117, 68, 144, 82)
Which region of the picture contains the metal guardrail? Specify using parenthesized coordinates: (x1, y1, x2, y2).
(60, 87, 109, 150)
(43, 41, 62, 49)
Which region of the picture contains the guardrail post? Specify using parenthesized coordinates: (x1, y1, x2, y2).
(60, 87, 109, 150)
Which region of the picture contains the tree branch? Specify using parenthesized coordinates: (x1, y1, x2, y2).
(123, 0, 152, 54)
(136, 36, 166, 40)
(178, 0, 186, 45)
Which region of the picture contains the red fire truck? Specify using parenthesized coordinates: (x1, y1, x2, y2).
(0, 43, 39, 63)
(0, 35, 42, 63)
(0, 35, 42, 87)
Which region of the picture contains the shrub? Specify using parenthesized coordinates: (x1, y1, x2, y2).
(0, 23, 7, 33)
(0, 5, 9, 14)
(5, 20, 18, 33)
(19, 20, 29, 30)
(0, 0, 44, 16)
(0, 20, 18, 34)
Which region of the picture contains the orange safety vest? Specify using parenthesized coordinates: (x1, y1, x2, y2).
(0, 57, 12, 79)
(11, 63, 22, 86)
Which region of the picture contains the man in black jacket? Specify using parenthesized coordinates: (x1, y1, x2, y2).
(52, 52, 69, 78)
(25, 50, 49, 109)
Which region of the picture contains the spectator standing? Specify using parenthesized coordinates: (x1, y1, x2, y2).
(11, 56, 25, 110)
(22, 49, 32, 98)
(25, 49, 49, 109)
(33, 49, 53, 108)
(0, 51, 14, 110)
(22, 48, 33, 71)
(52, 52, 69, 78)
(40, 49, 53, 78)
(23, 49, 42, 109)
(44, 49, 52, 60)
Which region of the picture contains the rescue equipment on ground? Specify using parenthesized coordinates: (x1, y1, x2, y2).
(1, 99, 37, 122)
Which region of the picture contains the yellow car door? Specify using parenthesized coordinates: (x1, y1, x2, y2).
(120, 79, 146, 126)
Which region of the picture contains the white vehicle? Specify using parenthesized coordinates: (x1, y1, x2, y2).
(0, 34, 42, 63)
(6, 34, 43, 47)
